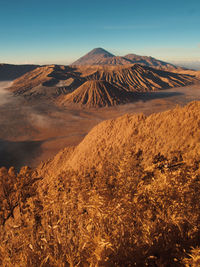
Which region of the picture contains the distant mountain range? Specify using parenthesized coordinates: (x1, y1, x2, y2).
(72, 47, 182, 71)
(0, 48, 191, 82)
(1, 48, 199, 108)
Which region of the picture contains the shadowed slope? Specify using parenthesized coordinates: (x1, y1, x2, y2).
(85, 64, 198, 92)
(9, 65, 84, 98)
(72, 48, 186, 71)
(8, 64, 199, 102)
(74, 55, 135, 66)
(0, 64, 39, 81)
(9, 65, 56, 94)
(59, 80, 131, 107)
(124, 54, 180, 71)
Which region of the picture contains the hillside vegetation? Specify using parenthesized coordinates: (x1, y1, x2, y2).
(1, 102, 200, 266)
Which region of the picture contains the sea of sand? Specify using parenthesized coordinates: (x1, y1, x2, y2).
(0, 81, 200, 169)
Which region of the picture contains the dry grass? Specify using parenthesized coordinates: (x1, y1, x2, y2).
(1, 101, 200, 266)
(42, 101, 200, 175)
(0, 149, 200, 266)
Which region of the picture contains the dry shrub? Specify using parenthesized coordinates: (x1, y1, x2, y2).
(1, 148, 200, 266)
(182, 247, 200, 266)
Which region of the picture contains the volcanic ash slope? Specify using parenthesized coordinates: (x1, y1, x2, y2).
(59, 80, 131, 107)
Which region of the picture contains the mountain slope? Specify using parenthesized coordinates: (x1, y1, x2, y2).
(71, 48, 186, 71)
(72, 47, 114, 65)
(1, 101, 200, 266)
(39, 101, 200, 176)
(8, 64, 199, 104)
(124, 54, 179, 71)
(85, 64, 197, 92)
(59, 80, 131, 107)
(0, 63, 39, 81)
(90, 56, 135, 65)
(9, 65, 85, 98)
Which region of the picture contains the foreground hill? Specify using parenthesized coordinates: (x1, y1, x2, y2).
(0, 63, 39, 81)
(39, 101, 200, 177)
(8, 64, 199, 106)
(1, 101, 200, 265)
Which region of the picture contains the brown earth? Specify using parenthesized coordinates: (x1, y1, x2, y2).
(59, 80, 132, 107)
(83, 64, 197, 92)
(8, 64, 199, 107)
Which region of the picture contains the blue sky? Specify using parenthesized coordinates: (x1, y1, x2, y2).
(0, 0, 199, 67)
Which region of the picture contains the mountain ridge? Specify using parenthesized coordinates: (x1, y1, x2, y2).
(72, 47, 114, 65)
(59, 79, 132, 107)
(37, 100, 200, 179)
(72, 47, 183, 71)
(0, 63, 39, 81)
(8, 64, 199, 106)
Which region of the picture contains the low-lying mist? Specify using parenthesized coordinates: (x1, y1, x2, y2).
(0, 81, 13, 105)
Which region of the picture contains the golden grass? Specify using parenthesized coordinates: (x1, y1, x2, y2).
(0, 149, 200, 266)
(1, 101, 200, 266)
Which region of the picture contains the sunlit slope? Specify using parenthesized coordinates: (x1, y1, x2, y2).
(8, 63, 199, 104)
(84, 64, 197, 91)
(59, 80, 131, 107)
(1, 101, 200, 266)
(38, 101, 200, 177)
(72, 47, 184, 71)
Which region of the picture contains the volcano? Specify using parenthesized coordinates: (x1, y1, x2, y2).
(59, 80, 131, 107)
(8, 64, 199, 105)
(72, 48, 185, 71)
(72, 48, 114, 65)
